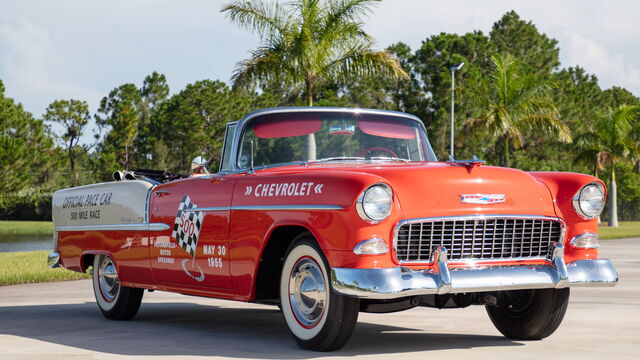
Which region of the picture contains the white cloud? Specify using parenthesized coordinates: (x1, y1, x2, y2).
(0, 18, 111, 144)
(366, 0, 640, 97)
(0, 18, 102, 106)
(1, 0, 639, 148)
(561, 32, 640, 92)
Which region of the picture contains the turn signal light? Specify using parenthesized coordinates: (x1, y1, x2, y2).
(353, 238, 388, 255)
(570, 232, 600, 248)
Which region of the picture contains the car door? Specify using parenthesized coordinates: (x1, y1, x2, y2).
(148, 174, 237, 289)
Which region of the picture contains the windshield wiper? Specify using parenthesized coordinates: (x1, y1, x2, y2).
(308, 156, 366, 163)
(369, 156, 411, 162)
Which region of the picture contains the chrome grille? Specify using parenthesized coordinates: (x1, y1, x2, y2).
(394, 216, 563, 262)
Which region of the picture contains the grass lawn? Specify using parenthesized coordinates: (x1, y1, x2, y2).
(0, 251, 90, 286)
(0, 221, 53, 235)
(598, 221, 640, 239)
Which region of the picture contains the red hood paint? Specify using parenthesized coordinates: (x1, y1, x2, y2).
(252, 161, 557, 219)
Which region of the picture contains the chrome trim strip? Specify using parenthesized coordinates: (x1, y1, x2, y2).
(56, 223, 171, 232)
(183, 205, 345, 212)
(332, 244, 618, 299)
(392, 214, 566, 265)
(184, 206, 230, 212)
(231, 205, 344, 211)
(144, 186, 154, 224)
(52, 230, 59, 251)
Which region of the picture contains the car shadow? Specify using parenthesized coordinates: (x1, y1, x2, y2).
(0, 302, 522, 358)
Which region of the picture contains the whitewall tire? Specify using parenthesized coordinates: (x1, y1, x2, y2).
(92, 255, 143, 320)
(280, 235, 359, 351)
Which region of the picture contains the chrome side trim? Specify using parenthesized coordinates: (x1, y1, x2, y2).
(231, 205, 344, 211)
(183, 205, 345, 212)
(332, 244, 618, 299)
(392, 214, 566, 265)
(56, 223, 171, 232)
(184, 206, 230, 212)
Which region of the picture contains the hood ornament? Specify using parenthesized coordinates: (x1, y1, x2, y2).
(460, 194, 505, 205)
(447, 155, 485, 169)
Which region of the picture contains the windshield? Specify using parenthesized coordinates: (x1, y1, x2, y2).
(237, 111, 436, 169)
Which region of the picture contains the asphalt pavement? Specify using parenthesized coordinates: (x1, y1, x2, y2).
(1, 238, 639, 360)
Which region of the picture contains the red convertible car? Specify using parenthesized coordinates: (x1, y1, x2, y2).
(48, 107, 618, 351)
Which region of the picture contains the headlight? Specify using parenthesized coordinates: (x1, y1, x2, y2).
(356, 184, 392, 222)
(572, 182, 605, 220)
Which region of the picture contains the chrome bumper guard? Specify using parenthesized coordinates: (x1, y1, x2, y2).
(331, 243, 618, 299)
(48, 251, 61, 268)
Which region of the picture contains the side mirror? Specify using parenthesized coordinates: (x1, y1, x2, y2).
(191, 156, 210, 175)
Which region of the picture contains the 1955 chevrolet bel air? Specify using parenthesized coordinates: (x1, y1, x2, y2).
(48, 107, 618, 351)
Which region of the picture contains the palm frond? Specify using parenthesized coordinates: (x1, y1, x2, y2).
(322, 0, 380, 35)
(231, 43, 294, 90)
(222, 1, 292, 38)
(323, 46, 407, 82)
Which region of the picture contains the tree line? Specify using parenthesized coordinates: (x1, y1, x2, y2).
(1, 8, 639, 222)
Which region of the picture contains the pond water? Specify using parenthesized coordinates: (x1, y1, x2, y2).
(0, 234, 52, 252)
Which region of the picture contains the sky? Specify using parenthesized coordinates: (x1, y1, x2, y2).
(1, 0, 639, 144)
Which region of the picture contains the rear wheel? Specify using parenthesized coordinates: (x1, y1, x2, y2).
(92, 255, 143, 320)
(280, 235, 359, 351)
(485, 288, 570, 340)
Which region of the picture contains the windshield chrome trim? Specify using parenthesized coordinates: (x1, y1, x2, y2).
(228, 107, 435, 174)
(218, 122, 238, 173)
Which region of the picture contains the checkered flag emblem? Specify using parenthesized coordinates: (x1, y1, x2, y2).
(171, 195, 204, 259)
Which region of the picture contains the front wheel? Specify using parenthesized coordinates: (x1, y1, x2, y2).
(280, 235, 359, 351)
(485, 288, 570, 340)
(92, 255, 144, 320)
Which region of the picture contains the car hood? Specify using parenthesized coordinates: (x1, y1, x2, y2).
(267, 162, 558, 219)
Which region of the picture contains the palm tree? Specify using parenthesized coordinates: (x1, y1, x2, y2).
(469, 53, 571, 167)
(221, 0, 407, 107)
(573, 105, 640, 227)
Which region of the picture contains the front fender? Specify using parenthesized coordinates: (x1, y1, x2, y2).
(530, 171, 606, 262)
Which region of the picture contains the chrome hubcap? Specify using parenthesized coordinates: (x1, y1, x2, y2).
(288, 257, 327, 328)
(98, 257, 120, 302)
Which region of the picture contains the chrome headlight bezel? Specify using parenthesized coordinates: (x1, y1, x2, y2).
(572, 182, 606, 220)
(356, 183, 393, 223)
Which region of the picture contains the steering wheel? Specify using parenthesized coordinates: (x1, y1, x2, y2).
(356, 147, 398, 158)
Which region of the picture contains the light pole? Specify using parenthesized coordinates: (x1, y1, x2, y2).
(449, 62, 464, 159)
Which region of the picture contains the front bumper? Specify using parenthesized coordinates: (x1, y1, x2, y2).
(331, 244, 618, 299)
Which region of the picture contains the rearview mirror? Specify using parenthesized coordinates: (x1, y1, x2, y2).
(329, 124, 355, 135)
